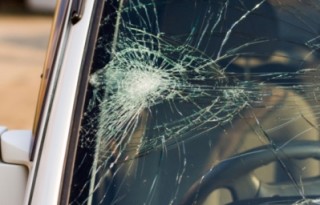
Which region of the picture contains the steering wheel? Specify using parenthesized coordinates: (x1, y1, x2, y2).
(180, 141, 320, 205)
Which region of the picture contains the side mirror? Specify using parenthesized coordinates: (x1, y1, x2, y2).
(0, 126, 6, 136)
(1, 130, 33, 169)
(0, 129, 32, 205)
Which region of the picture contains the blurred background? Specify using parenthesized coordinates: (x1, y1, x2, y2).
(0, 0, 55, 129)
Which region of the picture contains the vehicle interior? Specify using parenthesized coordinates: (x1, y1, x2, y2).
(68, 0, 320, 204)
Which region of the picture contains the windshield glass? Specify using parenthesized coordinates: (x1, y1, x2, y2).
(69, 1, 320, 204)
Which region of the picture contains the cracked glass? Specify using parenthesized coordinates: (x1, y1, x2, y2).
(69, 0, 320, 204)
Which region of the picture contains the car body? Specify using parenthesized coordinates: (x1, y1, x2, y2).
(26, 0, 56, 12)
(2, 0, 320, 204)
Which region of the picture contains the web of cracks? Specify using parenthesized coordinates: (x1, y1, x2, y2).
(73, 0, 320, 204)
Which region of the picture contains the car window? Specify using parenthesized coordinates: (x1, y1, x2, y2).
(68, 1, 320, 204)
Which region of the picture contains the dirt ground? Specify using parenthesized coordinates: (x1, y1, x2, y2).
(0, 15, 52, 129)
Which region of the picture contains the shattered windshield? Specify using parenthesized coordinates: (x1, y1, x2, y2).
(69, 0, 320, 204)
